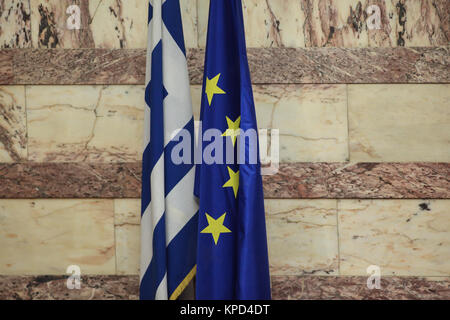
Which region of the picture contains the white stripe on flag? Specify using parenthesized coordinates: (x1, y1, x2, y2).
(155, 273, 168, 300)
(161, 24, 194, 146)
(165, 167, 197, 243)
(140, 156, 165, 282)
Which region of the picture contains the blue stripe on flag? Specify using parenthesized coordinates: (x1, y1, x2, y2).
(148, 1, 153, 24)
(162, 0, 186, 55)
(140, 214, 167, 300)
(141, 143, 152, 215)
(167, 212, 198, 296)
(164, 118, 195, 196)
(145, 41, 165, 171)
(142, 116, 195, 216)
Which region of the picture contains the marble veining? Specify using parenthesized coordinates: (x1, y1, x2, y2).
(26, 85, 145, 162)
(339, 200, 450, 276)
(0, 0, 31, 48)
(0, 1, 448, 48)
(0, 86, 26, 162)
(28, 0, 197, 48)
(253, 84, 348, 162)
(0, 199, 116, 275)
(266, 199, 339, 275)
(198, 0, 449, 48)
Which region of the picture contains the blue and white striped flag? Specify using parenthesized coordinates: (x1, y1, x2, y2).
(140, 0, 198, 300)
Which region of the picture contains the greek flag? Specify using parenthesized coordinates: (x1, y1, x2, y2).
(140, 0, 198, 300)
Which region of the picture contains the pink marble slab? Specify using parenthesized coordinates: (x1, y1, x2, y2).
(0, 51, 14, 84)
(4, 47, 449, 85)
(271, 275, 450, 300)
(0, 275, 448, 300)
(0, 162, 448, 199)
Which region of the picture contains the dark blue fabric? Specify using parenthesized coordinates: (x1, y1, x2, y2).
(166, 212, 199, 295)
(195, 0, 271, 300)
(162, 0, 186, 55)
(140, 214, 167, 300)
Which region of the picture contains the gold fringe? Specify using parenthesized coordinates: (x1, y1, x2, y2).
(169, 265, 197, 300)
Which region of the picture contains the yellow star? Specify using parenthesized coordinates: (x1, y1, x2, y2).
(205, 73, 226, 106)
(223, 166, 239, 198)
(200, 212, 232, 245)
(222, 116, 241, 147)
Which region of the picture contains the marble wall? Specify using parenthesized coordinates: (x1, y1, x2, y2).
(0, 0, 449, 300)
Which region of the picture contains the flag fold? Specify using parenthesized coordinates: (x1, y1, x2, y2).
(140, 0, 198, 301)
(194, 0, 272, 300)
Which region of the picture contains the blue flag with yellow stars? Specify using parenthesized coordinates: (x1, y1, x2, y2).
(194, 0, 271, 300)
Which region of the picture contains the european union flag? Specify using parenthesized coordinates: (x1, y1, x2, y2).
(194, 0, 271, 300)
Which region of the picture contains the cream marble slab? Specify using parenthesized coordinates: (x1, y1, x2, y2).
(198, 0, 448, 48)
(196, 0, 208, 48)
(27, 85, 145, 162)
(30, 0, 197, 48)
(193, 84, 348, 162)
(0, 199, 115, 275)
(348, 84, 450, 162)
(198, 0, 306, 48)
(391, 0, 448, 47)
(180, 0, 198, 48)
(265, 199, 339, 276)
(88, 0, 148, 49)
(256, 85, 348, 162)
(30, 0, 94, 48)
(0, 86, 27, 162)
(338, 200, 450, 276)
(302, 0, 371, 47)
(0, 0, 32, 48)
(114, 199, 140, 275)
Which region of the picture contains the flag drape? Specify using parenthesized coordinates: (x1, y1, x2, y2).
(194, 0, 272, 300)
(140, 0, 198, 300)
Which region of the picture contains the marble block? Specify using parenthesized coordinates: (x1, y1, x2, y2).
(339, 199, 450, 276)
(27, 85, 145, 162)
(0, 86, 27, 162)
(348, 84, 450, 162)
(0, 199, 116, 275)
(255, 85, 348, 162)
(265, 199, 339, 276)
